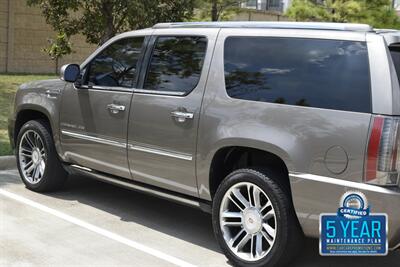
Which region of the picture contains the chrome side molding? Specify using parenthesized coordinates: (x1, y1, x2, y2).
(128, 144, 193, 161)
(70, 164, 93, 172)
(61, 130, 127, 148)
(133, 88, 186, 96)
(61, 130, 193, 161)
(289, 172, 400, 194)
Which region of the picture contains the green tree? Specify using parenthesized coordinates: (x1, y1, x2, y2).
(287, 0, 400, 29)
(43, 32, 72, 74)
(27, 0, 196, 53)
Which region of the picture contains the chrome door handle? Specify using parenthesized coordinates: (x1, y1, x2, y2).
(171, 110, 194, 123)
(107, 104, 126, 114)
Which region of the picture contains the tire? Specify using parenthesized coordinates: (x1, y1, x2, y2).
(212, 168, 303, 267)
(16, 120, 68, 192)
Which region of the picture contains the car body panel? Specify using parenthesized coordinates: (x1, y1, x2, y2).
(290, 172, 400, 248)
(196, 28, 372, 200)
(59, 86, 132, 179)
(10, 79, 66, 155)
(58, 30, 151, 179)
(127, 28, 219, 197)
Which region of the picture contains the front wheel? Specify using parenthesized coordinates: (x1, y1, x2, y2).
(16, 120, 68, 192)
(212, 169, 303, 267)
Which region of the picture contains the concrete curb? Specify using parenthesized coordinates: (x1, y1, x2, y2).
(0, 155, 16, 170)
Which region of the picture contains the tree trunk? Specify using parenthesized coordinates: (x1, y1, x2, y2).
(211, 0, 219, 21)
(99, 0, 116, 45)
(55, 58, 59, 75)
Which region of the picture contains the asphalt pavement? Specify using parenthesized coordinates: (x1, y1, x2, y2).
(1, 169, 399, 267)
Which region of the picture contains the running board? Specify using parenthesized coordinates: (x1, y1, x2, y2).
(68, 164, 211, 213)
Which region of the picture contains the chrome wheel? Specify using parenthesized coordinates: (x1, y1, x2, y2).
(220, 182, 277, 262)
(18, 130, 46, 184)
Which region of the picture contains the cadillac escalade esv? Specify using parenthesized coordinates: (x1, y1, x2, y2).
(8, 22, 400, 266)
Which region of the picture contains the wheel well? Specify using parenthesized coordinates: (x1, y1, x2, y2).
(209, 147, 291, 198)
(14, 110, 51, 146)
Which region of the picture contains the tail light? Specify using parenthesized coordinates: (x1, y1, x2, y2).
(365, 115, 400, 186)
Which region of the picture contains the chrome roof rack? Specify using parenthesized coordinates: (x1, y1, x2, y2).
(375, 29, 400, 34)
(153, 21, 374, 32)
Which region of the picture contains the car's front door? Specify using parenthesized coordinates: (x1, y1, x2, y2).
(60, 35, 147, 179)
(127, 29, 218, 196)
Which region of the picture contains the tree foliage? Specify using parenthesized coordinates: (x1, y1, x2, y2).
(287, 0, 400, 29)
(43, 32, 72, 60)
(27, 0, 196, 46)
(42, 32, 72, 73)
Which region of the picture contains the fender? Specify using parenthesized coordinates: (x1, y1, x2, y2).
(13, 79, 67, 160)
(196, 137, 294, 201)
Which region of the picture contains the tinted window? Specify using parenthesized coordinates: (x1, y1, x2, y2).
(144, 36, 207, 93)
(224, 37, 371, 113)
(390, 46, 400, 84)
(85, 37, 144, 88)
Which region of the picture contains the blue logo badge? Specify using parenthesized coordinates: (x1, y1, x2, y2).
(320, 191, 388, 256)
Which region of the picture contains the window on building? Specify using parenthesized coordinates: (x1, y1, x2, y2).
(144, 36, 207, 94)
(224, 37, 371, 113)
(242, 0, 284, 12)
(85, 37, 145, 88)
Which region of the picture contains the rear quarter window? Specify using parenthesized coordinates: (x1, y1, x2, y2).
(224, 37, 371, 113)
(390, 45, 400, 84)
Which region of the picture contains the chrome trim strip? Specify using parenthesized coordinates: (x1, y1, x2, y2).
(73, 166, 200, 208)
(392, 242, 400, 251)
(70, 164, 92, 172)
(128, 144, 193, 161)
(76, 85, 133, 93)
(91, 85, 133, 92)
(61, 130, 127, 148)
(290, 172, 400, 195)
(133, 89, 186, 96)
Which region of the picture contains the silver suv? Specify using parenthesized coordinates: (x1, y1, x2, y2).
(8, 22, 400, 266)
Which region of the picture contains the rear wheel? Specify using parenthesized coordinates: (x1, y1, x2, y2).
(212, 168, 303, 267)
(16, 120, 68, 192)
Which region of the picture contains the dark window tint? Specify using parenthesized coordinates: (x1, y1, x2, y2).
(224, 37, 371, 113)
(85, 37, 144, 88)
(144, 36, 207, 93)
(390, 46, 400, 84)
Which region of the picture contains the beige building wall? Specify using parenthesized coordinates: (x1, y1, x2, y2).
(0, 0, 8, 72)
(232, 9, 290, 22)
(0, 0, 96, 74)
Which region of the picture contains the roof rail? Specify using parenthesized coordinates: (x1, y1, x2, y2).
(375, 29, 400, 34)
(153, 21, 374, 32)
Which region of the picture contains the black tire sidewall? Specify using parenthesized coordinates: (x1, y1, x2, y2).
(212, 169, 292, 267)
(16, 120, 63, 191)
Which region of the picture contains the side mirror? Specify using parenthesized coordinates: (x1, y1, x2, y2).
(60, 64, 80, 83)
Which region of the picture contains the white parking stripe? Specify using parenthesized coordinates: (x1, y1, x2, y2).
(0, 189, 197, 267)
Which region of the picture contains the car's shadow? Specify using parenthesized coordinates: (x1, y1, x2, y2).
(37, 175, 400, 267)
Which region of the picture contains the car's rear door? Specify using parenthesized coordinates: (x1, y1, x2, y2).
(127, 28, 219, 196)
(59, 34, 148, 179)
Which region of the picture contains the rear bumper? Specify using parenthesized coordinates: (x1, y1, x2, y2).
(289, 172, 400, 249)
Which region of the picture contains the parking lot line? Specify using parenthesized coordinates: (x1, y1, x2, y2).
(0, 188, 197, 267)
